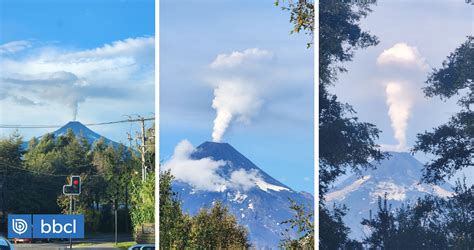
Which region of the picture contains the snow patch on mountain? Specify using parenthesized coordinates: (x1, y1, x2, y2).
(232, 191, 248, 203)
(370, 181, 407, 202)
(326, 175, 371, 201)
(255, 179, 290, 192)
(432, 185, 454, 198)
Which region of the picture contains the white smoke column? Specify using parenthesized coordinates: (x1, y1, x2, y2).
(385, 82, 414, 151)
(209, 48, 272, 142)
(71, 103, 78, 121)
(211, 82, 262, 142)
(377, 43, 427, 151)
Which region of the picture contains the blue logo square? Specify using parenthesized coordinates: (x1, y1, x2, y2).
(33, 214, 84, 239)
(8, 214, 32, 239)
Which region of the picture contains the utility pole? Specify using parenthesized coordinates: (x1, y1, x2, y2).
(139, 117, 147, 181)
(126, 115, 154, 182)
(69, 195, 73, 249)
(114, 199, 118, 246)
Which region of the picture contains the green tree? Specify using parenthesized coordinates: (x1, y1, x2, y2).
(159, 171, 251, 249)
(319, 204, 351, 250)
(413, 36, 473, 183)
(280, 199, 314, 249)
(361, 195, 397, 249)
(362, 180, 473, 249)
(4, 132, 64, 214)
(159, 170, 192, 249)
(445, 178, 474, 249)
(0, 133, 24, 218)
(191, 201, 250, 249)
(130, 172, 155, 235)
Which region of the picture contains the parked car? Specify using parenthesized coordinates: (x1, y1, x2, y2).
(128, 244, 155, 250)
(11, 238, 32, 244)
(0, 237, 14, 250)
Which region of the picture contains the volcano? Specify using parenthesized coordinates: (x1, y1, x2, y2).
(51, 121, 119, 147)
(171, 141, 314, 249)
(325, 152, 454, 240)
(23, 121, 122, 149)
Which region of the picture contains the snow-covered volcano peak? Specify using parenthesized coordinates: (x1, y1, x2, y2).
(191, 141, 291, 191)
(326, 151, 454, 240)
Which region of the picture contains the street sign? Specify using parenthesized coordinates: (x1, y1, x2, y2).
(8, 214, 84, 239)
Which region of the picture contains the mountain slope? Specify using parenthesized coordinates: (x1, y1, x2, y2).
(172, 141, 314, 249)
(23, 121, 121, 149)
(325, 152, 453, 240)
(51, 121, 120, 147)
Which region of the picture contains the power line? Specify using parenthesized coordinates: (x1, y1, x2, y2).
(0, 117, 155, 129)
(0, 164, 102, 177)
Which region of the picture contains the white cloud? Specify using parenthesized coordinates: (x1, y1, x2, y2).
(162, 140, 228, 192)
(210, 48, 273, 69)
(0, 37, 154, 120)
(229, 168, 263, 191)
(162, 140, 264, 192)
(0, 40, 32, 55)
(377, 43, 428, 70)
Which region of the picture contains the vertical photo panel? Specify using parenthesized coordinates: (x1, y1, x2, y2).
(160, 0, 314, 248)
(319, 0, 472, 249)
(0, 0, 155, 248)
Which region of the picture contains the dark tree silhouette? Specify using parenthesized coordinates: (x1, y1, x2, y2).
(413, 36, 473, 183)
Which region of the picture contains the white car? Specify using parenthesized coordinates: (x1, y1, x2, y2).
(128, 244, 155, 250)
(0, 238, 14, 250)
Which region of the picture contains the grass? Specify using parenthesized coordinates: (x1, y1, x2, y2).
(73, 241, 136, 249)
(74, 242, 94, 247)
(116, 241, 137, 249)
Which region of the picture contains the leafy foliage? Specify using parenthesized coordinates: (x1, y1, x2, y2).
(319, 204, 350, 250)
(191, 202, 250, 249)
(159, 170, 192, 249)
(130, 172, 155, 234)
(159, 171, 250, 249)
(275, 0, 315, 48)
(280, 199, 314, 249)
(363, 180, 474, 249)
(413, 37, 473, 183)
(319, 0, 379, 86)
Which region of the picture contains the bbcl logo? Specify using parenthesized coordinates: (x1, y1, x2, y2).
(8, 215, 32, 238)
(12, 218, 28, 235)
(8, 214, 84, 239)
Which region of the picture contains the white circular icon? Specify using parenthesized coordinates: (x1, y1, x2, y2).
(12, 219, 28, 235)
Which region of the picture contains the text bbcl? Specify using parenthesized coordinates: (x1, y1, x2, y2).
(33, 215, 84, 238)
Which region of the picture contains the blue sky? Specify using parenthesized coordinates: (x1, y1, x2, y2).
(0, 0, 155, 145)
(160, 0, 314, 193)
(0, 0, 154, 48)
